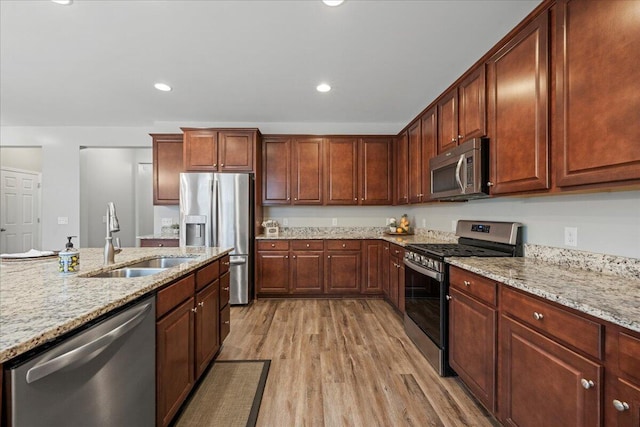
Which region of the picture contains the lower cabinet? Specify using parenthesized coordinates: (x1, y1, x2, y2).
(325, 240, 361, 294)
(387, 244, 404, 312)
(362, 240, 383, 294)
(291, 240, 324, 294)
(156, 257, 228, 427)
(256, 240, 290, 294)
(605, 327, 640, 427)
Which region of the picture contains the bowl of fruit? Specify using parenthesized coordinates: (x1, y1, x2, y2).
(386, 214, 413, 235)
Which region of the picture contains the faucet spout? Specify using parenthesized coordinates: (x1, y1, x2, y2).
(104, 202, 121, 265)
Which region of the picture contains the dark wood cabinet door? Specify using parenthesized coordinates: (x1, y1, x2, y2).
(262, 136, 291, 205)
(421, 107, 436, 202)
(458, 65, 487, 142)
(325, 137, 359, 205)
(360, 137, 393, 205)
(139, 238, 179, 248)
(362, 240, 382, 294)
(607, 377, 640, 427)
(388, 255, 399, 308)
(325, 251, 361, 294)
(218, 130, 254, 171)
(256, 251, 290, 294)
(219, 271, 230, 309)
(499, 315, 602, 427)
(152, 134, 183, 205)
(292, 137, 323, 205)
(398, 261, 405, 314)
(381, 242, 390, 298)
(183, 129, 218, 171)
(157, 297, 195, 427)
(407, 121, 423, 203)
(291, 250, 324, 294)
(395, 133, 409, 205)
(194, 282, 220, 379)
(437, 89, 458, 154)
(555, 0, 640, 187)
(487, 12, 549, 194)
(449, 288, 496, 412)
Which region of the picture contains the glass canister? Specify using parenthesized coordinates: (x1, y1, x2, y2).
(58, 236, 79, 274)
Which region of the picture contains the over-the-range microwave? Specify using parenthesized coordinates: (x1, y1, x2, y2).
(429, 138, 489, 201)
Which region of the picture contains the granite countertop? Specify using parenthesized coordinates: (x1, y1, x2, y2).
(0, 247, 232, 364)
(256, 232, 452, 246)
(447, 257, 640, 333)
(137, 234, 179, 240)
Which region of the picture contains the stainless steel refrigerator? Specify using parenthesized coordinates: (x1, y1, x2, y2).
(179, 173, 254, 305)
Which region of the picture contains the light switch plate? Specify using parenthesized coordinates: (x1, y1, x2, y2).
(57, 216, 68, 225)
(564, 227, 578, 247)
(332, 218, 338, 226)
(161, 218, 173, 226)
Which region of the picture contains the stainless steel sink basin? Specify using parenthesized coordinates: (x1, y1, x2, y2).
(88, 267, 167, 278)
(125, 257, 196, 269)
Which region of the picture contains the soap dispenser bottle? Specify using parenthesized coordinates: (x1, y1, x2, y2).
(58, 236, 79, 274)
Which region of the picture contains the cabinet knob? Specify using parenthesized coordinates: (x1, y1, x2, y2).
(342, 243, 346, 248)
(285, 255, 289, 259)
(354, 198, 357, 201)
(198, 301, 204, 307)
(450, 138, 457, 143)
(446, 295, 452, 301)
(221, 163, 224, 167)
(487, 181, 495, 187)
(294, 197, 298, 201)
(158, 243, 164, 247)
(306, 244, 310, 248)
(580, 379, 595, 390)
(464, 280, 471, 287)
(271, 243, 275, 247)
(292, 255, 296, 259)
(533, 312, 544, 321)
(458, 134, 464, 140)
(327, 255, 331, 259)
(213, 163, 217, 167)
(224, 320, 230, 325)
(223, 287, 229, 291)
(287, 197, 290, 200)
(613, 400, 630, 412)
(191, 307, 198, 313)
(224, 261, 230, 265)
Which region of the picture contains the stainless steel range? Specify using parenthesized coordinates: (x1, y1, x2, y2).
(403, 220, 523, 376)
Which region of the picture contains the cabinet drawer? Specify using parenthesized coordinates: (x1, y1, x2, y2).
(390, 244, 404, 258)
(500, 286, 603, 359)
(326, 240, 361, 250)
(140, 238, 179, 248)
(220, 254, 230, 274)
(619, 332, 640, 383)
(220, 304, 231, 342)
(157, 274, 195, 319)
(257, 240, 289, 251)
(450, 266, 497, 306)
(195, 260, 219, 291)
(220, 272, 230, 309)
(291, 240, 324, 250)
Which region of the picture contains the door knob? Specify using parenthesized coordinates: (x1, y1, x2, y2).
(0, 228, 5, 232)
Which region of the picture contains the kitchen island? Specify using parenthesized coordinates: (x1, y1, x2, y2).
(0, 246, 232, 364)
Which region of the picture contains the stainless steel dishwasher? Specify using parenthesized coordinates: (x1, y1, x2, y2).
(7, 295, 156, 427)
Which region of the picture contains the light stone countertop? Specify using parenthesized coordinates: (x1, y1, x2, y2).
(256, 232, 453, 246)
(137, 234, 179, 240)
(447, 257, 640, 333)
(0, 247, 232, 364)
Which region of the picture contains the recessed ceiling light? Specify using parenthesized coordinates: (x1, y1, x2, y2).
(322, 0, 344, 6)
(154, 83, 172, 92)
(316, 83, 332, 93)
(51, 0, 73, 5)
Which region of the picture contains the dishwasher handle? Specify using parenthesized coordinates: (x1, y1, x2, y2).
(25, 301, 152, 384)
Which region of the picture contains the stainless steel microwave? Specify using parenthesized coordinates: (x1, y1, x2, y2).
(429, 138, 489, 200)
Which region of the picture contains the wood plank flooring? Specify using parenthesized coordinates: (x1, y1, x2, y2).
(217, 299, 498, 427)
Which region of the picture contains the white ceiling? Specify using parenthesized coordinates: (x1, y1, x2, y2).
(0, 0, 541, 131)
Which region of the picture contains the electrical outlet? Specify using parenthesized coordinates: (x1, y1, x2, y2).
(161, 218, 173, 226)
(282, 218, 288, 226)
(57, 216, 68, 225)
(422, 218, 426, 228)
(332, 218, 338, 226)
(451, 220, 457, 232)
(564, 227, 578, 247)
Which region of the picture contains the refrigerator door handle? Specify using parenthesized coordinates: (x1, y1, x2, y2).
(229, 256, 247, 266)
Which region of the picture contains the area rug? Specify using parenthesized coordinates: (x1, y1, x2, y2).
(174, 360, 271, 427)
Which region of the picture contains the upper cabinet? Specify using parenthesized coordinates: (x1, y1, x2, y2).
(182, 128, 259, 172)
(555, 0, 640, 188)
(359, 137, 393, 205)
(487, 10, 549, 195)
(325, 137, 359, 205)
(395, 133, 409, 205)
(151, 133, 183, 205)
(420, 107, 436, 203)
(262, 136, 291, 205)
(407, 120, 423, 203)
(437, 65, 487, 154)
(292, 137, 324, 205)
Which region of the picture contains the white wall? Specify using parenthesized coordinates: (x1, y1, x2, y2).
(0, 147, 42, 171)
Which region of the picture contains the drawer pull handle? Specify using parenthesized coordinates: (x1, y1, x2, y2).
(223, 287, 230, 291)
(224, 320, 230, 325)
(533, 312, 544, 321)
(580, 379, 595, 390)
(463, 280, 470, 287)
(224, 261, 230, 266)
(613, 400, 630, 412)
(158, 243, 164, 247)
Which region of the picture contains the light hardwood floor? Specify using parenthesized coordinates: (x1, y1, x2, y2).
(217, 299, 499, 427)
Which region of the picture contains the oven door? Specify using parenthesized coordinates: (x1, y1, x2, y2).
(404, 259, 446, 349)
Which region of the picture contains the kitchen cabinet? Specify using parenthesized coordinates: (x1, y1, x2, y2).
(290, 240, 324, 294)
(437, 65, 486, 155)
(219, 257, 231, 342)
(605, 327, 640, 427)
(395, 133, 409, 205)
(555, 0, 640, 188)
(256, 240, 290, 294)
(387, 244, 404, 311)
(420, 107, 436, 202)
(407, 120, 423, 203)
(325, 240, 362, 294)
(292, 137, 323, 205)
(182, 128, 259, 172)
(362, 240, 383, 294)
(381, 241, 390, 298)
(498, 286, 603, 426)
(139, 238, 179, 248)
(151, 133, 183, 205)
(487, 11, 549, 194)
(325, 137, 359, 205)
(448, 267, 497, 412)
(156, 258, 227, 427)
(262, 136, 291, 205)
(359, 137, 393, 205)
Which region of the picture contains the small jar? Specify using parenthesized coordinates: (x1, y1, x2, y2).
(58, 236, 80, 274)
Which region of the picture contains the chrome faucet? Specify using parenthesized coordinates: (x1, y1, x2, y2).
(104, 202, 122, 265)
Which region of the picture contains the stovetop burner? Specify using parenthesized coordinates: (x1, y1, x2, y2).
(407, 243, 511, 258)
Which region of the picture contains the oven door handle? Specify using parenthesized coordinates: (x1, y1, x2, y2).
(404, 259, 443, 282)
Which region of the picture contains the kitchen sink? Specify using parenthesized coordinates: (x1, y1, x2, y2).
(125, 257, 196, 269)
(87, 267, 167, 278)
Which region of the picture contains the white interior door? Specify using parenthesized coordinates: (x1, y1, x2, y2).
(0, 168, 41, 253)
